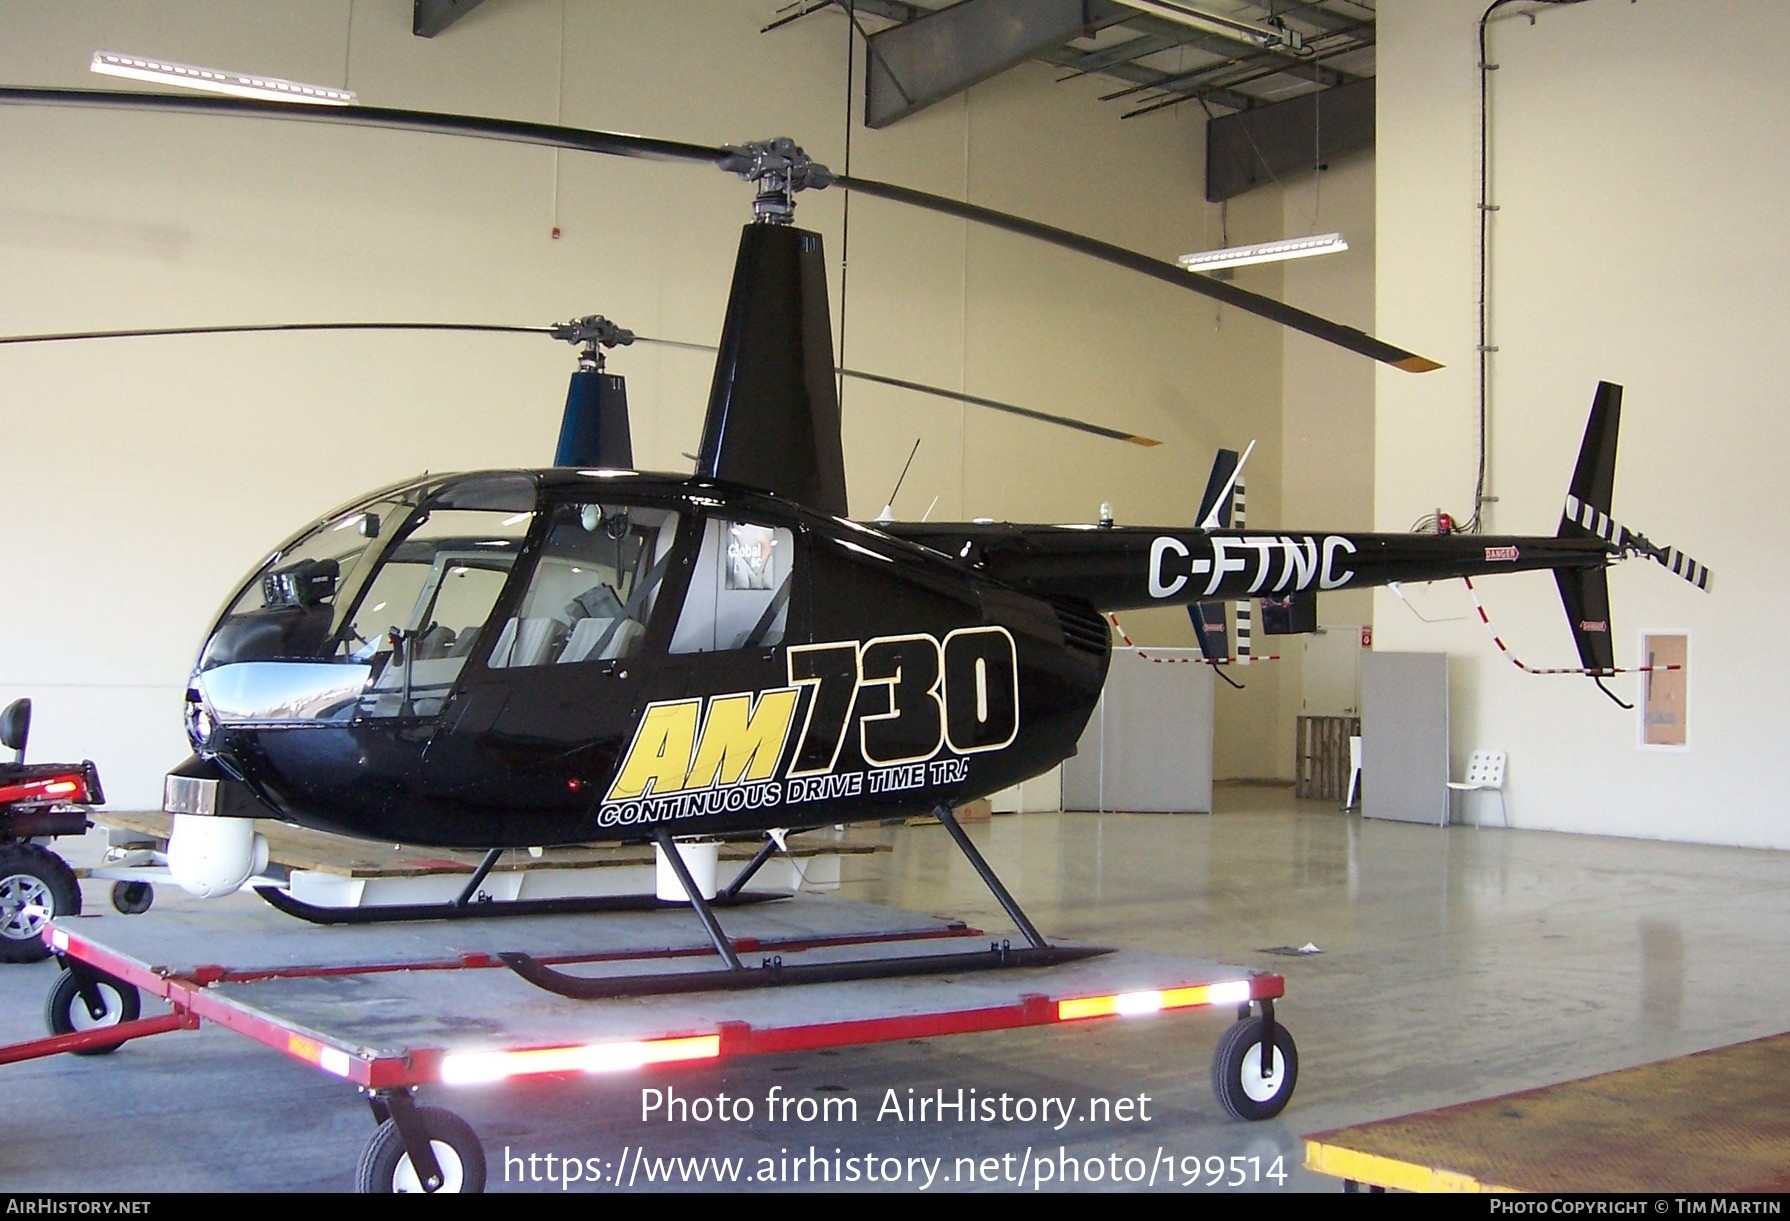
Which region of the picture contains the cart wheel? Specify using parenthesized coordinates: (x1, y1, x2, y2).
(44, 968, 141, 1055)
(110, 881, 154, 915)
(1211, 1016, 1299, 1121)
(0, 843, 80, 962)
(355, 1107, 486, 1193)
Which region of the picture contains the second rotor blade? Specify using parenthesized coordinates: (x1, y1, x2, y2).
(0, 87, 1439, 374)
(636, 335, 1159, 446)
(0, 319, 1159, 447)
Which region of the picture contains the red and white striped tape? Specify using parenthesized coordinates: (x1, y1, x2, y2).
(1461, 576, 1680, 677)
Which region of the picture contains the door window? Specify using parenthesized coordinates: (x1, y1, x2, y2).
(488, 501, 682, 668)
(670, 517, 796, 654)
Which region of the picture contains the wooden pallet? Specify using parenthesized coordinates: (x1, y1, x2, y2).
(1295, 715, 1359, 801)
(99, 811, 883, 880)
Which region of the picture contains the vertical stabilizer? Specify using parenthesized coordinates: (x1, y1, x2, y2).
(1563, 381, 1622, 516)
(1554, 382, 1622, 672)
(1190, 447, 1242, 661)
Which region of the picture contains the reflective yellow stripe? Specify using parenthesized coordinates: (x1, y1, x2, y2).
(1302, 1140, 1517, 1193)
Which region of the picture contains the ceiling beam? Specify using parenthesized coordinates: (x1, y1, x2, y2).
(1102, 19, 1365, 107)
(413, 0, 489, 39)
(1231, 0, 1362, 35)
(1037, 45, 1260, 114)
(865, 0, 1132, 129)
(1054, 30, 1182, 76)
(1204, 74, 1373, 201)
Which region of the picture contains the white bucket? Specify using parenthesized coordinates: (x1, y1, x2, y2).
(654, 839, 720, 902)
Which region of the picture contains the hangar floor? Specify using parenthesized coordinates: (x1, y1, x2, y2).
(4, 782, 1787, 1194)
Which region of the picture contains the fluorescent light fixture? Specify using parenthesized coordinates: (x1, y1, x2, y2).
(91, 51, 356, 106)
(1109, 0, 1274, 45)
(1178, 232, 1348, 273)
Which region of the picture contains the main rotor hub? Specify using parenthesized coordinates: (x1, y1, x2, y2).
(549, 315, 635, 371)
(719, 137, 835, 224)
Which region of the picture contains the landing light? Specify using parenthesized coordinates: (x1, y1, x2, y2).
(1057, 980, 1253, 1022)
(441, 1034, 721, 1084)
(288, 1035, 354, 1078)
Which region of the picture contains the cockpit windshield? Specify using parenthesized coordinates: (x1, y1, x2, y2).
(190, 475, 540, 727)
(188, 475, 703, 734)
(199, 474, 539, 671)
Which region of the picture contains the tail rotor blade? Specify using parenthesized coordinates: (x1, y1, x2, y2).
(1564, 496, 1712, 593)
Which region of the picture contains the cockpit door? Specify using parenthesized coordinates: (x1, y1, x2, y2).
(427, 498, 690, 808)
(343, 512, 532, 723)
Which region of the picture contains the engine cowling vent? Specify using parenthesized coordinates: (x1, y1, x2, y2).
(1050, 597, 1110, 663)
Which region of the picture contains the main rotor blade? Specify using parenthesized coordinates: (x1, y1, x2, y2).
(0, 86, 726, 167)
(838, 367, 1158, 446)
(839, 174, 1439, 373)
(0, 318, 1158, 446)
(634, 336, 1159, 446)
(0, 321, 553, 345)
(0, 87, 1439, 373)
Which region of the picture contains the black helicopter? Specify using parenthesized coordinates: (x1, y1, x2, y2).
(0, 87, 1710, 994)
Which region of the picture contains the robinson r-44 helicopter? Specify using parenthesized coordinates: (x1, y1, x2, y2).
(0, 86, 1710, 1000)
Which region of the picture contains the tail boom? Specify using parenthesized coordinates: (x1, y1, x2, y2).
(882, 522, 1609, 613)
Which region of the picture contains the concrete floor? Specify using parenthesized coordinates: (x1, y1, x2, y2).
(4, 783, 1788, 1193)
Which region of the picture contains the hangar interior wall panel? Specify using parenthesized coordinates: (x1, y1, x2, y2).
(1063, 649, 1214, 813)
(1361, 651, 1449, 825)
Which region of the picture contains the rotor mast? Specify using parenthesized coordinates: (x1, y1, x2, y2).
(695, 137, 849, 516)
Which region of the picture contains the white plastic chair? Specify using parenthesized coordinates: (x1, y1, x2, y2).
(1448, 750, 1508, 827)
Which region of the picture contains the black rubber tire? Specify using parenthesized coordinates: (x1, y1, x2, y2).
(0, 843, 80, 962)
(44, 967, 141, 1056)
(355, 1107, 486, 1193)
(110, 881, 154, 915)
(1210, 1017, 1299, 1122)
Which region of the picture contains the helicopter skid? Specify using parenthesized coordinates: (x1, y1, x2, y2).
(498, 941, 1115, 1000)
(254, 884, 789, 926)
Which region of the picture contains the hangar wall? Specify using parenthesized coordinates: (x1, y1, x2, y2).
(1376, 0, 1776, 846)
(0, 0, 1298, 808)
(1279, 154, 1376, 754)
